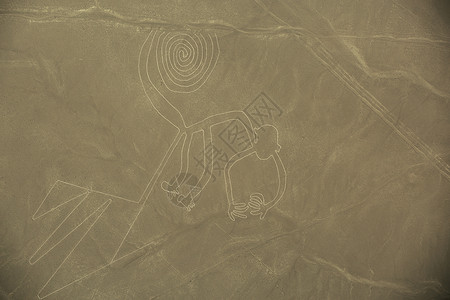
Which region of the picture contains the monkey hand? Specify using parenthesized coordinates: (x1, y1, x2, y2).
(228, 202, 248, 221)
(248, 193, 270, 220)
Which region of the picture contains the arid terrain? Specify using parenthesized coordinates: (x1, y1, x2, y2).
(1, 0, 449, 299)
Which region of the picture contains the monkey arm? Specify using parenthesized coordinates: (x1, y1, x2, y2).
(224, 148, 255, 205)
(264, 151, 287, 210)
(247, 151, 286, 220)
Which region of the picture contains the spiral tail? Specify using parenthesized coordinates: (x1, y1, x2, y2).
(152, 30, 220, 94)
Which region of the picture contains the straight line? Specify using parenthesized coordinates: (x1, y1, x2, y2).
(253, 0, 450, 181)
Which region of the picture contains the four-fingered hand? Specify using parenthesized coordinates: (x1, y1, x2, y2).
(228, 202, 248, 221)
(248, 193, 270, 220)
